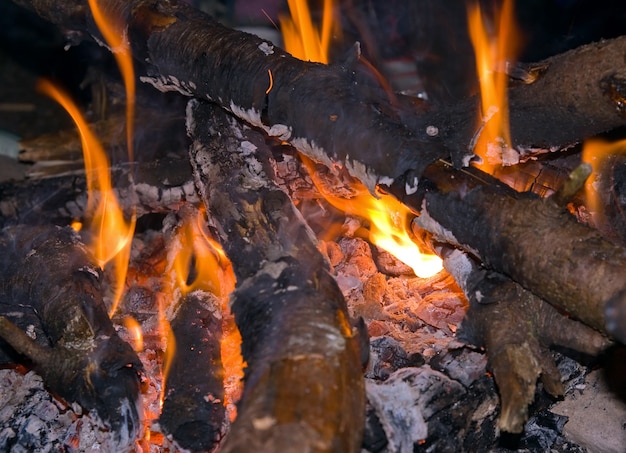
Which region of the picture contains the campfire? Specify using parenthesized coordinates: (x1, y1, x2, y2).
(1, 0, 626, 452)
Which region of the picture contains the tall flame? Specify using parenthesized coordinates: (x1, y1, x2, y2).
(468, 0, 520, 174)
(88, 0, 135, 162)
(38, 80, 136, 316)
(280, 0, 335, 63)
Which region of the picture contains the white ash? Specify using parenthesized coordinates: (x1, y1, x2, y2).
(0, 369, 133, 452)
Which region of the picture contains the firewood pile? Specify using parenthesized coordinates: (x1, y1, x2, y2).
(1, 0, 626, 452)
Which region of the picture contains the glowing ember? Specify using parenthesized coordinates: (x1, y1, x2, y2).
(38, 79, 136, 316)
(467, 0, 520, 173)
(280, 0, 335, 63)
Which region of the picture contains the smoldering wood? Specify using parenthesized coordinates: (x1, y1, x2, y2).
(10, 0, 444, 194)
(188, 100, 366, 453)
(441, 247, 610, 433)
(0, 224, 143, 448)
(159, 290, 226, 452)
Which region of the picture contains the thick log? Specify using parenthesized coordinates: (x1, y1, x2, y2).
(187, 100, 366, 452)
(11, 0, 626, 191)
(437, 36, 626, 167)
(10, 0, 444, 194)
(0, 225, 143, 449)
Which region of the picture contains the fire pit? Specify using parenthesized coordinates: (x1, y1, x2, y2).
(1, 0, 626, 452)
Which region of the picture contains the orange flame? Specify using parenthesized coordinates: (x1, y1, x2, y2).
(280, 0, 335, 63)
(301, 157, 442, 278)
(170, 209, 226, 295)
(582, 138, 626, 214)
(165, 206, 243, 416)
(38, 80, 136, 316)
(88, 0, 135, 162)
(468, 0, 520, 173)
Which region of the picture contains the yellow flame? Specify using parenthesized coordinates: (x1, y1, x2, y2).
(301, 157, 442, 278)
(280, 0, 335, 63)
(38, 80, 136, 316)
(468, 0, 519, 174)
(88, 0, 135, 162)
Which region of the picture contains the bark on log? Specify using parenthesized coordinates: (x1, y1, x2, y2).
(400, 160, 626, 343)
(12, 0, 626, 191)
(0, 225, 143, 449)
(187, 100, 366, 452)
(10, 0, 444, 194)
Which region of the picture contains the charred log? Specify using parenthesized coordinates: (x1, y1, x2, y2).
(11, 0, 626, 193)
(187, 100, 366, 452)
(438, 37, 626, 167)
(0, 225, 143, 448)
(10, 0, 444, 194)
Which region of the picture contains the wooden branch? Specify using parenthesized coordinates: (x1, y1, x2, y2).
(441, 247, 610, 433)
(0, 225, 143, 448)
(11, 0, 445, 194)
(437, 37, 626, 167)
(187, 100, 366, 452)
(399, 160, 626, 343)
(0, 156, 197, 227)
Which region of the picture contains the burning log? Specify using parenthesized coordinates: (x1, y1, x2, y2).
(187, 100, 366, 452)
(157, 204, 232, 451)
(0, 156, 197, 227)
(0, 224, 143, 449)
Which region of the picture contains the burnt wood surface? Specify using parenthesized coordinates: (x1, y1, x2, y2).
(188, 100, 366, 453)
(0, 225, 143, 448)
(13, 0, 626, 193)
(159, 290, 226, 452)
